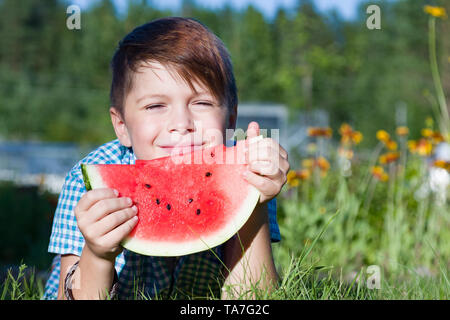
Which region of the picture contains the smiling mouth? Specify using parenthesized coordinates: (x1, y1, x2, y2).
(159, 144, 207, 155)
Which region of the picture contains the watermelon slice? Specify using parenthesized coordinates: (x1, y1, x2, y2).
(81, 136, 262, 256)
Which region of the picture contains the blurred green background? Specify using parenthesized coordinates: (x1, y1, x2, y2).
(0, 0, 448, 145)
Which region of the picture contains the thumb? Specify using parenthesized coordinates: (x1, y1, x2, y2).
(246, 121, 260, 139)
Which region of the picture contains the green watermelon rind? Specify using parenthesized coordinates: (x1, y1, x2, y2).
(81, 164, 92, 191)
(81, 164, 108, 189)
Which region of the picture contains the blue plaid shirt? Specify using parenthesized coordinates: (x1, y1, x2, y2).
(43, 139, 281, 299)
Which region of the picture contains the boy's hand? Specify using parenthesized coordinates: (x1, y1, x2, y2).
(243, 122, 290, 204)
(74, 188, 139, 262)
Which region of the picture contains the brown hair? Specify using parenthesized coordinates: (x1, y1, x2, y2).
(110, 17, 237, 116)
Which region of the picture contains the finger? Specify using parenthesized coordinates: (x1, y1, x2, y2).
(249, 138, 288, 160)
(88, 196, 134, 223)
(278, 143, 288, 160)
(263, 138, 288, 160)
(262, 138, 288, 160)
(247, 142, 276, 163)
(95, 205, 138, 236)
(100, 215, 139, 247)
(248, 161, 282, 178)
(248, 156, 290, 185)
(243, 170, 279, 197)
(276, 153, 290, 174)
(77, 188, 119, 213)
(246, 121, 260, 140)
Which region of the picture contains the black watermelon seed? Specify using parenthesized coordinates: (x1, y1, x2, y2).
(188, 198, 193, 203)
(156, 198, 160, 205)
(167, 204, 171, 210)
(196, 209, 201, 215)
(211, 152, 215, 157)
(144, 184, 151, 189)
(205, 172, 212, 177)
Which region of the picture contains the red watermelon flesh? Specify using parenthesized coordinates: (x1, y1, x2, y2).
(81, 136, 262, 256)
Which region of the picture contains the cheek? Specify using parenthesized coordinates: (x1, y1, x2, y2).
(200, 113, 228, 146)
(127, 118, 159, 147)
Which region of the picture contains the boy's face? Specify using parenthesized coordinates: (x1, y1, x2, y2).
(110, 61, 236, 160)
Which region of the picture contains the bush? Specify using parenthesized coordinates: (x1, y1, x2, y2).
(0, 182, 57, 270)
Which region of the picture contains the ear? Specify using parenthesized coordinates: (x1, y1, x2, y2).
(110, 107, 132, 147)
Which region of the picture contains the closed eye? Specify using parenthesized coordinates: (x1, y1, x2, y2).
(195, 101, 214, 106)
(145, 104, 164, 110)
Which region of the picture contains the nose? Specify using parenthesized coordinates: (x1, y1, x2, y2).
(167, 105, 195, 135)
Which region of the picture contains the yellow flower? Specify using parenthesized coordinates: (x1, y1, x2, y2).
(307, 127, 332, 138)
(386, 140, 398, 151)
(297, 169, 311, 180)
(431, 131, 445, 144)
(339, 123, 363, 145)
(408, 139, 433, 156)
(376, 129, 399, 151)
(339, 123, 353, 143)
(396, 126, 409, 136)
(339, 123, 352, 135)
(378, 152, 400, 164)
(371, 166, 389, 182)
(424, 5, 447, 19)
(287, 168, 312, 187)
(376, 130, 390, 143)
(287, 170, 300, 187)
(352, 131, 363, 144)
(301, 157, 330, 178)
(301, 158, 315, 169)
(421, 128, 444, 144)
(425, 116, 434, 128)
(316, 156, 330, 172)
(433, 160, 450, 171)
(421, 128, 433, 138)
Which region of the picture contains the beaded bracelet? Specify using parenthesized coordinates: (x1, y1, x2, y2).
(64, 260, 119, 300)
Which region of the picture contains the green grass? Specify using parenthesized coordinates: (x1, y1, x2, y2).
(1, 255, 448, 300)
(2, 198, 447, 300)
(0, 264, 44, 300)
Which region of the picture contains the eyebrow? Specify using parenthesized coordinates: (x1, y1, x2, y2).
(136, 94, 168, 104)
(135, 92, 213, 104)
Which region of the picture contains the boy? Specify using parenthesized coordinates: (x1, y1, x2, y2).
(43, 17, 289, 300)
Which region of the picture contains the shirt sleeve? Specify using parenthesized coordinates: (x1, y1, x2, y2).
(267, 197, 281, 242)
(47, 163, 86, 256)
